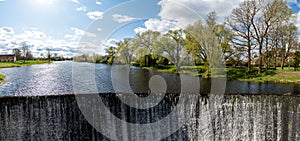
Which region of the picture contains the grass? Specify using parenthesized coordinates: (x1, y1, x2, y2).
(246, 70, 300, 83)
(143, 65, 178, 73)
(143, 65, 207, 75)
(226, 67, 300, 83)
(0, 74, 4, 82)
(0, 60, 51, 68)
(143, 65, 300, 84)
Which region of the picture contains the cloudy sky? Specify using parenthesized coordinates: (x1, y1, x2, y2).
(0, 0, 299, 57)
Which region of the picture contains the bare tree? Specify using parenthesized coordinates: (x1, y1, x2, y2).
(47, 49, 51, 63)
(21, 43, 29, 63)
(250, 0, 292, 73)
(12, 48, 22, 61)
(227, 1, 255, 73)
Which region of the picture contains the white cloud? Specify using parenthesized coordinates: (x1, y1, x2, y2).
(0, 27, 83, 57)
(0, 27, 15, 35)
(98, 39, 119, 55)
(87, 11, 104, 20)
(134, 27, 147, 34)
(97, 28, 102, 32)
(134, 0, 242, 34)
(71, 0, 79, 3)
(293, 12, 300, 29)
(112, 14, 135, 23)
(134, 19, 180, 34)
(76, 6, 86, 12)
(158, 0, 242, 27)
(65, 27, 96, 41)
(96, 1, 102, 5)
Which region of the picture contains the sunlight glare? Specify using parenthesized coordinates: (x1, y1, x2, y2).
(35, 0, 53, 5)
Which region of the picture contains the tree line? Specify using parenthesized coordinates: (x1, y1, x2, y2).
(75, 0, 300, 74)
(12, 43, 71, 62)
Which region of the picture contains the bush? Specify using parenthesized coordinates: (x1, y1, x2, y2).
(0, 74, 4, 82)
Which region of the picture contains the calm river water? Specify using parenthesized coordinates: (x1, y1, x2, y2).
(0, 61, 299, 96)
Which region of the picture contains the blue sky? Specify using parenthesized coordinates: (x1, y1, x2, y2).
(0, 0, 299, 57)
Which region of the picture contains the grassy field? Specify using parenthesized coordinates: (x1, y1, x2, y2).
(0, 60, 51, 68)
(143, 65, 207, 75)
(143, 65, 300, 84)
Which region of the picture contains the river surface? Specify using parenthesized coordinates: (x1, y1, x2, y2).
(0, 61, 299, 96)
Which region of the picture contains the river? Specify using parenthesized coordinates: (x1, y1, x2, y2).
(0, 61, 299, 96)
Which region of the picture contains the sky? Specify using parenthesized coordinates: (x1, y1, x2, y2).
(0, 0, 300, 57)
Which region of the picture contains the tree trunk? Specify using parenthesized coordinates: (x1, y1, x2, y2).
(258, 43, 263, 74)
(265, 36, 269, 70)
(281, 57, 285, 70)
(273, 42, 278, 70)
(281, 50, 285, 70)
(247, 42, 251, 74)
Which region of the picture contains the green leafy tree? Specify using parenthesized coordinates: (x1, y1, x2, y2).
(185, 20, 223, 74)
(154, 29, 186, 72)
(279, 23, 298, 70)
(135, 30, 160, 66)
(116, 38, 136, 64)
(293, 51, 300, 70)
(105, 46, 117, 64)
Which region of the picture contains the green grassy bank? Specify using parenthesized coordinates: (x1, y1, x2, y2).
(143, 65, 300, 84)
(0, 60, 51, 68)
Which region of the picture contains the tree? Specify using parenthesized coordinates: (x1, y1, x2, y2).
(279, 23, 298, 70)
(26, 50, 33, 60)
(135, 30, 160, 66)
(185, 21, 207, 64)
(154, 29, 186, 72)
(105, 46, 117, 64)
(250, 0, 292, 73)
(206, 12, 234, 64)
(293, 51, 300, 70)
(185, 19, 223, 74)
(21, 43, 29, 63)
(47, 49, 51, 63)
(12, 48, 22, 60)
(116, 38, 136, 64)
(227, 1, 255, 73)
(40, 53, 44, 59)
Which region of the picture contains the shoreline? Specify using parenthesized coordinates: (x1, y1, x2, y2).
(0, 92, 297, 99)
(0, 74, 4, 82)
(0, 60, 52, 69)
(141, 65, 300, 84)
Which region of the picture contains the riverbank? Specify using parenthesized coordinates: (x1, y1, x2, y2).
(0, 60, 51, 68)
(143, 65, 300, 84)
(0, 74, 4, 82)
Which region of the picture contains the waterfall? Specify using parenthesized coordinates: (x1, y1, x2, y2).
(0, 94, 299, 140)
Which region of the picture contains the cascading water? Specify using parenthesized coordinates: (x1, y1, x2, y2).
(0, 94, 299, 140)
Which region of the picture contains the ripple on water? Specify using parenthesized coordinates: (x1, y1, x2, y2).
(0, 61, 300, 96)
